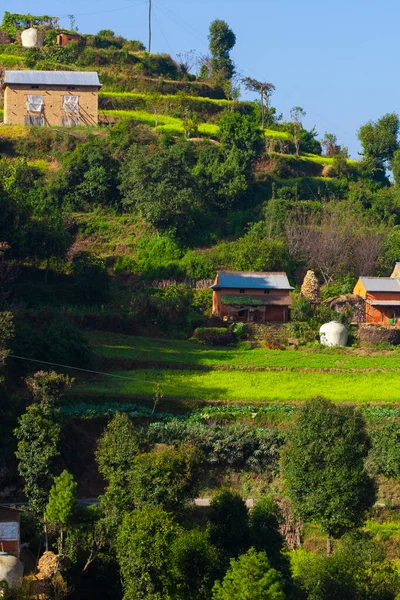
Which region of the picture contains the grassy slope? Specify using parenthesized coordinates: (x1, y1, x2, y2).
(89, 332, 400, 370)
(72, 332, 400, 403)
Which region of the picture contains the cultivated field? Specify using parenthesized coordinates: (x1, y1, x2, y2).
(69, 332, 400, 404)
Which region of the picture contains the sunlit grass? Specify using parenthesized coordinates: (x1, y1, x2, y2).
(88, 332, 400, 371)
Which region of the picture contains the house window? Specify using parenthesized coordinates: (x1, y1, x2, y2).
(25, 115, 44, 126)
(26, 95, 44, 112)
(264, 289, 270, 294)
(239, 289, 245, 294)
(61, 116, 80, 127)
(63, 95, 79, 114)
(30, 85, 39, 89)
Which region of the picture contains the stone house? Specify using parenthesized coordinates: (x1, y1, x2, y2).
(211, 271, 293, 323)
(2, 70, 101, 126)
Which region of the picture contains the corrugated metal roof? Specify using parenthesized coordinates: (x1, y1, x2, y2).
(211, 271, 293, 290)
(366, 300, 400, 306)
(3, 70, 101, 87)
(360, 277, 400, 293)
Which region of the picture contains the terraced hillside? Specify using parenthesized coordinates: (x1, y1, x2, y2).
(64, 332, 400, 414)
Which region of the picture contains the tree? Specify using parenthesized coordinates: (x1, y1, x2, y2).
(358, 113, 399, 165)
(129, 444, 202, 513)
(120, 142, 201, 242)
(14, 372, 71, 545)
(242, 77, 276, 129)
(208, 489, 250, 560)
(212, 548, 286, 600)
(293, 531, 400, 600)
(116, 505, 177, 600)
(391, 147, 400, 186)
(290, 107, 306, 156)
(281, 397, 376, 554)
(367, 421, 400, 478)
(46, 470, 78, 554)
(96, 412, 143, 529)
(250, 497, 285, 571)
(321, 132, 347, 157)
(208, 19, 236, 84)
(170, 529, 222, 600)
(70, 251, 109, 303)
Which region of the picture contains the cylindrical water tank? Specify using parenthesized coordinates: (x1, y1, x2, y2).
(0, 553, 24, 589)
(319, 320, 348, 347)
(21, 27, 44, 47)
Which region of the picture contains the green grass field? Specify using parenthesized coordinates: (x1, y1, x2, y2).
(73, 332, 400, 403)
(89, 332, 400, 371)
(73, 366, 400, 402)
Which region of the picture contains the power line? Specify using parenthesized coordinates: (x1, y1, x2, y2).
(58, 1, 147, 20)
(7, 354, 202, 394)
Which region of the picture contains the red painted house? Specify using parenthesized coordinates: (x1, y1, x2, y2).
(353, 263, 400, 325)
(211, 271, 293, 323)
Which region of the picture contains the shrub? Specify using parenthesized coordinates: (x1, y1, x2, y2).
(70, 251, 109, 303)
(193, 327, 234, 346)
(147, 421, 284, 472)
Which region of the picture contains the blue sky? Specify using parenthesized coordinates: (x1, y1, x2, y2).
(8, 0, 400, 156)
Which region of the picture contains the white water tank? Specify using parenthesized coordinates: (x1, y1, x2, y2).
(0, 553, 24, 590)
(21, 27, 44, 47)
(319, 320, 348, 347)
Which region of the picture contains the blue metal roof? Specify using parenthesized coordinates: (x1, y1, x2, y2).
(211, 271, 293, 290)
(4, 70, 101, 87)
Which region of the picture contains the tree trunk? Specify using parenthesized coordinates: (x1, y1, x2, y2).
(260, 89, 264, 130)
(326, 533, 333, 555)
(44, 514, 49, 552)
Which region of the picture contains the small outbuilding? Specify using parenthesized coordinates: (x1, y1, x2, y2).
(56, 33, 80, 46)
(211, 271, 293, 323)
(353, 263, 400, 325)
(0, 506, 22, 558)
(2, 70, 102, 127)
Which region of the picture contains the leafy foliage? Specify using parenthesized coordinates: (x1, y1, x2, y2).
(281, 397, 376, 546)
(212, 547, 286, 600)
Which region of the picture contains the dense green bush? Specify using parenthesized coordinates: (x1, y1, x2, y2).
(11, 317, 92, 369)
(147, 421, 284, 472)
(70, 252, 109, 303)
(367, 421, 400, 478)
(193, 327, 234, 346)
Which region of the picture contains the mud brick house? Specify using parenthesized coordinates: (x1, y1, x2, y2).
(211, 271, 293, 323)
(56, 32, 80, 46)
(2, 70, 101, 126)
(353, 263, 400, 325)
(0, 506, 22, 557)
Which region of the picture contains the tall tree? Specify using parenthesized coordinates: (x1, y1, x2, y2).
(208, 489, 250, 560)
(208, 19, 236, 85)
(281, 397, 376, 554)
(14, 371, 71, 546)
(46, 470, 78, 554)
(242, 77, 275, 129)
(290, 107, 306, 156)
(358, 113, 399, 165)
(116, 505, 178, 600)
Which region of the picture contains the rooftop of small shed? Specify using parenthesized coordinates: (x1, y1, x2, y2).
(3, 70, 101, 87)
(211, 271, 293, 290)
(359, 277, 400, 293)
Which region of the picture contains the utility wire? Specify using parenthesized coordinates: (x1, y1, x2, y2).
(7, 354, 205, 393)
(153, 1, 354, 148)
(58, 2, 147, 20)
